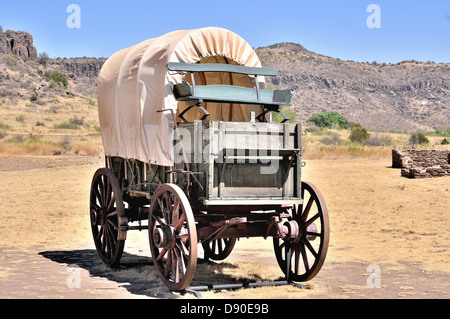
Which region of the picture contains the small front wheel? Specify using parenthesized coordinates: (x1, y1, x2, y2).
(148, 184, 197, 291)
(273, 181, 329, 282)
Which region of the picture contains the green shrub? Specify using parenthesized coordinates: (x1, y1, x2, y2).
(306, 111, 349, 129)
(349, 123, 370, 143)
(44, 71, 68, 89)
(272, 106, 297, 123)
(30, 93, 38, 102)
(441, 138, 449, 145)
(54, 122, 80, 130)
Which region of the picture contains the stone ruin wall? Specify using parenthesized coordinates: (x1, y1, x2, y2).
(392, 149, 450, 178)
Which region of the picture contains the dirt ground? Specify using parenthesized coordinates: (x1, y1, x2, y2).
(0, 154, 448, 299)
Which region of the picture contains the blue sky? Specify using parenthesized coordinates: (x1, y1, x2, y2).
(1, 0, 449, 63)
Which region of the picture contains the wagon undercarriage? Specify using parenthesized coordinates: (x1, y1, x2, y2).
(90, 137, 329, 292)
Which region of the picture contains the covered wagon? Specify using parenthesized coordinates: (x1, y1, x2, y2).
(91, 27, 329, 292)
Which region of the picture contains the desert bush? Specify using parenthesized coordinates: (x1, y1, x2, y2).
(11, 134, 26, 143)
(48, 106, 60, 114)
(37, 52, 50, 66)
(349, 123, 370, 143)
(409, 131, 429, 148)
(320, 134, 341, 146)
(0, 123, 12, 130)
(305, 125, 321, 134)
(365, 134, 393, 146)
(58, 136, 72, 151)
(69, 116, 85, 126)
(306, 111, 349, 129)
(441, 138, 449, 145)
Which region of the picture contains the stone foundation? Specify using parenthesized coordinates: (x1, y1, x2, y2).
(392, 149, 450, 178)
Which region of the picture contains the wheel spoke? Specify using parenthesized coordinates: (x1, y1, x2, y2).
(299, 242, 310, 272)
(97, 225, 103, 241)
(172, 250, 179, 283)
(157, 197, 165, 216)
(175, 246, 186, 282)
(174, 212, 186, 233)
(294, 244, 300, 274)
(107, 192, 116, 213)
(108, 210, 117, 218)
(305, 231, 321, 238)
(301, 195, 315, 223)
(107, 218, 118, 231)
(153, 214, 166, 227)
(99, 176, 106, 206)
(157, 248, 169, 261)
(93, 186, 102, 207)
(302, 237, 318, 258)
(164, 250, 173, 277)
(105, 176, 111, 208)
(304, 212, 320, 228)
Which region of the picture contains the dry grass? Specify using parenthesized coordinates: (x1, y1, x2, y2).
(1, 155, 448, 299)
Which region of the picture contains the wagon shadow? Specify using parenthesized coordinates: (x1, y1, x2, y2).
(38, 249, 263, 298)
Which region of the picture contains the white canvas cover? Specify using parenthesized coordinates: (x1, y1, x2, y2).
(97, 27, 267, 166)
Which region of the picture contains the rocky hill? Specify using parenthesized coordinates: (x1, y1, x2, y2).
(1, 29, 449, 133)
(256, 43, 450, 132)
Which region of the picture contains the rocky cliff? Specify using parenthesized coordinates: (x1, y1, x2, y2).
(0, 30, 37, 59)
(51, 57, 106, 79)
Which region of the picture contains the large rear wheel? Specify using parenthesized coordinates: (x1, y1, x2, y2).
(90, 168, 126, 267)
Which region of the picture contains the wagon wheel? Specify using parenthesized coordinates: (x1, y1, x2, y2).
(273, 181, 329, 282)
(202, 238, 237, 261)
(90, 168, 126, 267)
(148, 184, 198, 291)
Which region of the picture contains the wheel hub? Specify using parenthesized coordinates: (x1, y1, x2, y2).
(278, 220, 301, 242)
(92, 208, 108, 227)
(153, 225, 176, 249)
(277, 220, 318, 243)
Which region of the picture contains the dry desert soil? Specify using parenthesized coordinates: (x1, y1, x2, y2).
(0, 154, 449, 300)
